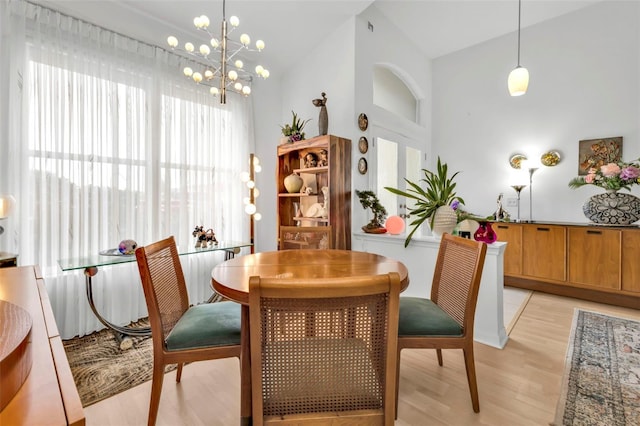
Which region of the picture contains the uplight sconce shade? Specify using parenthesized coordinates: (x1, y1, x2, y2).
(508, 66, 529, 97)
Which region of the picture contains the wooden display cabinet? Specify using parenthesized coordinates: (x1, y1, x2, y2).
(276, 135, 351, 250)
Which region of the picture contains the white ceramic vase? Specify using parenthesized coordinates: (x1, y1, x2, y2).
(284, 173, 304, 193)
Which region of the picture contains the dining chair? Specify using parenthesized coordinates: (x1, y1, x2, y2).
(135, 236, 241, 426)
(396, 233, 487, 415)
(248, 272, 401, 426)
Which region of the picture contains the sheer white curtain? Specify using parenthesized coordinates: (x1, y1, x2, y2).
(2, 0, 252, 338)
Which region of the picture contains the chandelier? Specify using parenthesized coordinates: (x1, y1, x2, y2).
(166, 0, 270, 104)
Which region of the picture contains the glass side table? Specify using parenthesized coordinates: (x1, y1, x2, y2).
(58, 241, 251, 349)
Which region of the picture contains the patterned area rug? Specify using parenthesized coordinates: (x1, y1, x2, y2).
(553, 309, 640, 425)
(62, 319, 175, 407)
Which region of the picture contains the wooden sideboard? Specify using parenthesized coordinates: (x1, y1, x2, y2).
(0, 266, 85, 425)
(494, 222, 640, 309)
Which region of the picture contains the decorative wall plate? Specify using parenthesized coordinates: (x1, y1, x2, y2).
(541, 150, 561, 167)
(358, 113, 368, 131)
(509, 154, 527, 169)
(358, 136, 369, 154)
(358, 157, 368, 174)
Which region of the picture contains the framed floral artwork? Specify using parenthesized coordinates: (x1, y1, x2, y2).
(578, 136, 622, 175)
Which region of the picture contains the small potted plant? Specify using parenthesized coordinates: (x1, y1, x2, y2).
(385, 157, 465, 246)
(356, 190, 388, 233)
(280, 110, 311, 144)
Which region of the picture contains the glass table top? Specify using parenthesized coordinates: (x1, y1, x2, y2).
(58, 241, 252, 271)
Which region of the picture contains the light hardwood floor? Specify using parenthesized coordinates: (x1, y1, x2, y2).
(84, 290, 640, 425)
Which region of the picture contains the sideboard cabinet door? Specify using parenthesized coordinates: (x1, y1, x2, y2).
(494, 223, 522, 276)
(568, 228, 621, 290)
(622, 230, 640, 293)
(522, 224, 566, 281)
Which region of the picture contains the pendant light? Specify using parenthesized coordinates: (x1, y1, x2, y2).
(508, 0, 529, 96)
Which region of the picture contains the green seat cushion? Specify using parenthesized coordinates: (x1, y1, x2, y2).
(165, 301, 241, 351)
(398, 297, 463, 337)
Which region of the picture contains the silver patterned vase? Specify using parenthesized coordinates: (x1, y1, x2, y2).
(582, 191, 640, 225)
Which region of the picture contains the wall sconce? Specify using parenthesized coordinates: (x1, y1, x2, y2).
(0, 194, 16, 235)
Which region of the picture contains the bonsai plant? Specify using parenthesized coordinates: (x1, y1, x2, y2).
(280, 110, 311, 143)
(355, 190, 388, 233)
(385, 157, 464, 246)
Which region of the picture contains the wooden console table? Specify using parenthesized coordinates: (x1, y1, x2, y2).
(0, 266, 85, 425)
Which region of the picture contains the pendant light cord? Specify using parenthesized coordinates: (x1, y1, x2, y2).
(517, 0, 522, 67)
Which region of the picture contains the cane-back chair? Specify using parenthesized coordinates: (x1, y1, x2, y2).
(135, 236, 241, 426)
(396, 233, 487, 415)
(249, 272, 401, 425)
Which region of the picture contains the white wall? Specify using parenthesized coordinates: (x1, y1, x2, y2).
(432, 1, 640, 223)
(252, 18, 357, 252)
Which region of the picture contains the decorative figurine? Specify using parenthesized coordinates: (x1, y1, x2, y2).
(192, 225, 218, 248)
(312, 92, 328, 136)
(318, 149, 328, 167)
(303, 152, 318, 168)
(494, 193, 510, 221)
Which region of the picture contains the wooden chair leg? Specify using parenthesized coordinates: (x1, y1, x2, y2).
(436, 348, 443, 366)
(462, 347, 480, 413)
(176, 363, 184, 382)
(148, 360, 166, 426)
(395, 348, 401, 420)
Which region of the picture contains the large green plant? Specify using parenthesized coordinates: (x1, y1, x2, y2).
(385, 157, 464, 247)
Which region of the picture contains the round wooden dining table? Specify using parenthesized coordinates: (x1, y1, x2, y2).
(211, 249, 409, 425)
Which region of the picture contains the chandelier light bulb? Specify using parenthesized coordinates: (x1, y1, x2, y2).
(235, 60, 243, 69)
(234, 82, 243, 91)
(228, 70, 238, 81)
(261, 69, 269, 79)
(230, 16, 240, 27)
(204, 69, 214, 79)
(254, 212, 262, 221)
(243, 197, 250, 205)
(167, 36, 178, 48)
(245, 204, 257, 215)
(185, 42, 194, 52)
(193, 16, 202, 28)
(242, 86, 251, 95)
(239, 34, 250, 46)
(183, 67, 193, 77)
(247, 180, 255, 189)
(255, 65, 264, 75)
(254, 164, 262, 173)
(209, 86, 219, 95)
(200, 15, 210, 28)
(199, 44, 210, 56)
(256, 40, 265, 51)
(192, 72, 203, 83)
(253, 188, 260, 198)
(210, 38, 219, 48)
(240, 171, 250, 182)
(252, 156, 260, 166)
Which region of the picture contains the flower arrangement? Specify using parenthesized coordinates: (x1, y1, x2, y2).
(568, 158, 640, 191)
(280, 110, 311, 143)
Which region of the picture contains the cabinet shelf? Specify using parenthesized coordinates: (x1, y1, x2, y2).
(294, 166, 328, 175)
(294, 218, 329, 224)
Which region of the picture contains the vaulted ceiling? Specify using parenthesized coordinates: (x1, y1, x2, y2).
(32, 0, 600, 73)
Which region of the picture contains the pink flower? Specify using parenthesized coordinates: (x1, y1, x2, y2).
(584, 173, 596, 183)
(620, 166, 640, 180)
(600, 163, 621, 177)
